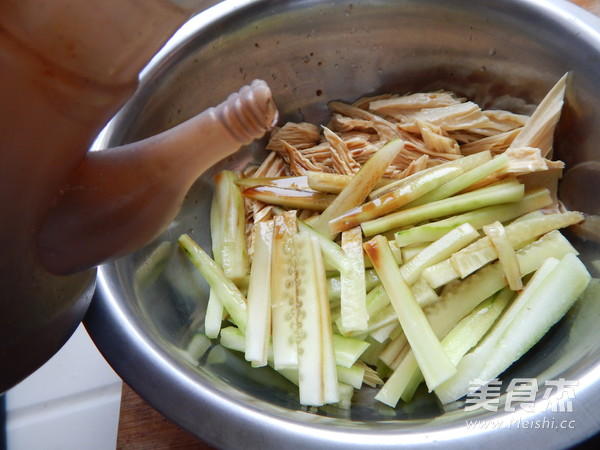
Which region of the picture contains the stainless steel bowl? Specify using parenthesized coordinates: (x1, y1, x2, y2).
(85, 0, 600, 448)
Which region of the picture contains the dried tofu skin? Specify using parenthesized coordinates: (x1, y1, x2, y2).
(507, 73, 567, 158)
(245, 74, 568, 229)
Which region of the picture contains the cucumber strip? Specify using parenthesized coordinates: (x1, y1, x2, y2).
(399, 223, 480, 285)
(401, 243, 429, 262)
(378, 331, 408, 368)
(219, 326, 247, 352)
(364, 235, 456, 391)
(451, 211, 584, 279)
(337, 284, 391, 336)
(245, 221, 274, 367)
(441, 288, 513, 366)
(363, 288, 394, 323)
(327, 268, 381, 303)
(411, 277, 439, 307)
(312, 138, 405, 236)
(236, 175, 310, 190)
(361, 303, 397, 337)
(339, 227, 368, 333)
(178, 234, 247, 332)
(394, 188, 552, 246)
(332, 334, 371, 368)
(362, 179, 525, 237)
(336, 382, 356, 410)
(374, 348, 420, 407)
(369, 321, 399, 344)
(511, 209, 545, 223)
(483, 221, 523, 290)
(358, 337, 389, 367)
(242, 185, 336, 211)
(388, 239, 404, 266)
(381, 230, 578, 407)
(185, 332, 213, 361)
(307, 171, 392, 194)
(368, 151, 492, 199)
(399, 366, 426, 403)
(401, 289, 514, 403)
(270, 211, 299, 369)
(481, 254, 588, 369)
(296, 218, 353, 274)
(452, 261, 559, 365)
(336, 364, 366, 389)
(205, 175, 233, 338)
(294, 232, 328, 405)
(220, 326, 355, 407)
(204, 290, 225, 339)
(421, 260, 459, 290)
(329, 164, 462, 233)
(407, 153, 510, 207)
(426, 230, 577, 337)
(221, 325, 366, 379)
(214, 170, 249, 284)
(315, 237, 340, 405)
(436, 253, 590, 404)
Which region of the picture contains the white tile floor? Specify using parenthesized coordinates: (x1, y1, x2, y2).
(5, 324, 122, 450)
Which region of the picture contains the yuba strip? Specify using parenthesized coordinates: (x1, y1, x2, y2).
(242, 185, 336, 211)
(363, 235, 456, 391)
(339, 227, 368, 333)
(307, 171, 392, 194)
(245, 220, 274, 367)
(329, 164, 462, 233)
(270, 211, 300, 369)
(236, 175, 310, 190)
(178, 234, 247, 332)
(312, 138, 405, 236)
(508, 73, 567, 157)
(362, 179, 525, 236)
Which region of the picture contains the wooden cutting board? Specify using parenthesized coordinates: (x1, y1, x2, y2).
(116, 1, 600, 448)
(117, 383, 212, 449)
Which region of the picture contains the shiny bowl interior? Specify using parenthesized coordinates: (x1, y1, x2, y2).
(86, 0, 600, 448)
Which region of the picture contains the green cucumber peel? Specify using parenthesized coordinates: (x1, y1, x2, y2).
(363, 178, 525, 237)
